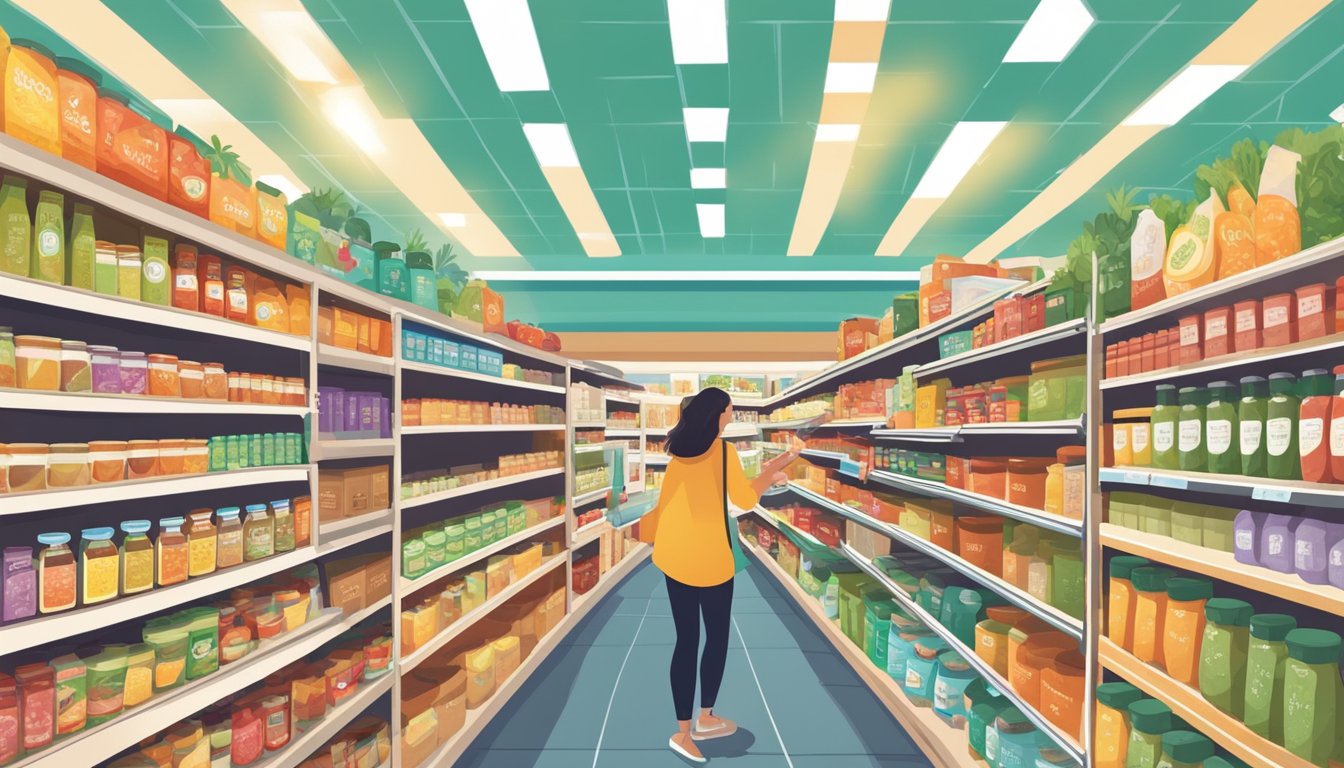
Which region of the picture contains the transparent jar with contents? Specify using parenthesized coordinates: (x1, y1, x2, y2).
(183, 439, 208, 474)
(126, 439, 159, 479)
(59, 340, 90, 393)
(119, 519, 154, 595)
(46, 443, 90, 488)
(215, 507, 244, 568)
(271, 499, 295, 553)
(0, 325, 14, 388)
(89, 440, 128, 484)
(186, 509, 217, 578)
(147, 353, 180, 397)
(119, 351, 147, 395)
(79, 527, 119, 605)
(202, 362, 226, 400)
(7, 443, 49, 492)
(156, 517, 188, 587)
(15, 335, 61, 390)
(243, 504, 274, 562)
(37, 532, 76, 614)
(178, 359, 203, 399)
(89, 345, 121, 393)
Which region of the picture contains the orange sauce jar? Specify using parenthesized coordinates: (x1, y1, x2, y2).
(7, 443, 49, 492)
(956, 516, 1005, 576)
(88, 440, 128, 484)
(147, 354, 181, 397)
(46, 443, 89, 488)
(157, 439, 186, 475)
(55, 57, 100, 169)
(5, 40, 61, 156)
(178, 360, 204, 399)
(1130, 566, 1172, 668)
(202, 363, 226, 400)
(126, 439, 160, 480)
(1161, 576, 1212, 686)
(15, 335, 61, 390)
(1006, 457, 1051, 510)
(1040, 649, 1086, 740)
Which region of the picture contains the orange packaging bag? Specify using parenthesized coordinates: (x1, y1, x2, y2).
(55, 57, 100, 170)
(482, 285, 506, 334)
(285, 283, 311, 337)
(96, 88, 169, 200)
(1215, 185, 1257, 279)
(251, 278, 289, 332)
(203, 135, 257, 237)
(1254, 145, 1302, 266)
(5, 40, 61, 156)
(254, 181, 288, 251)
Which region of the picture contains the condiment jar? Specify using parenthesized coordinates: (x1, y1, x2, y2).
(46, 443, 90, 488)
(89, 345, 121, 393)
(126, 439, 160, 479)
(79, 527, 119, 605)
(178, 360, 204, 399)
(15, 335, 61, 390)
(216, 507, 244, 569)
(186, 509, 217, 578)
(147, 353, 180, 397)
(7, 443, 49, 492)
(37, 532, 76, 614)
(119, 519, 154, 595)
(119, 351, 147, 395)
(156, 517, 188, 587)
(243, 504, 274, 562)
(183, 439, 209, 474)
(202, 362, 226, 400)
(158, 438, 187, 475)
(59, 340, 91, 393)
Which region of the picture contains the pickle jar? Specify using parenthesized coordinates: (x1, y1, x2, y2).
(243, 504, 274, 562)
(271, 499, 295, 553)
(216, 507, 244, 569)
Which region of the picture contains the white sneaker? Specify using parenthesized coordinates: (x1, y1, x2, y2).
(669, 735, 708, 763)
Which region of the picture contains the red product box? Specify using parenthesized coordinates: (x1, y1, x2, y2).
(1140, 333, 1156, 373)
(1335, 277, 1344, 335)
(1024, 294, 1046, 334)
(1234, 299, 1261, 352)
(1117, 340, 1131, 377)
(792, 507, 817, 535)
(1105, 344, 1118, 379)
(972, 322, 987, 349)
(813, 518, 842, 547)
(1203, 306, 1232, 358)
(1296, 283, 1334, 341)
(945, 456, 969, 489)
(1000, 296, 1024, 340)
(1178, 315, 1202, 364)
(1154, 329, 1171, 370)
(1262, 293, 1296, 347)
(1127, 338, 1143, 374)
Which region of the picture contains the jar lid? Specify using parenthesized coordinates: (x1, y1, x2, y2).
(10, 38, 56, 60)
(1166, 576, 1213, 602)
(120, 520, 151, 535)
(55, 56, 103, 84)
(7, 443, 49, 453)
(49, 443, 89, 453)
(88, 345, 119, 355)
(937, 651, 970, 671)
(994, 707, 1031, 729)
(1203, 757, 1248, 768)
(1160, 731, 1214, 764)
(1177, 386, 1206, 404)
(203, 362, 225, 369)
(1286, 628, 1343, 664)
(1130, 566, 1171, 593)
(159, 516, 185, 530)
(120, 351, 147, 359)
(913, 636, 949, 656)
(188, 508, 213, 521)
(1054, 445, 1087, 464)
(60, 340, 88, 350)
(81, 527, 115, 541)
(246, 504, 268, 513)
(1205, 598, 1253, 626)
(1095, 682, 1142, 710)
(270, 499, 291, 510)
(217, 506, 241, 519)
(15, 335, 61, 347)
(1250, 613, 1297, 641)
(147, 353, 179, 363)
(37, 532, 71, 546)
(89, 440, 129, 450)
(1304, 368, 1330, 378)
(1127, 698, 1172, 733)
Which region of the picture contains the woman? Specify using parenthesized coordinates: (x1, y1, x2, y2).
(638, 387, 805, 763)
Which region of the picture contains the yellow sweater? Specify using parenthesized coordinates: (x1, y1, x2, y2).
(640, 441, 760, 587)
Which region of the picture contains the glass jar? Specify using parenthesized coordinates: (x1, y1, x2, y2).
(88, 344, 121, 392)
(202, 362, 226, 400)
(1162, 576, 1213, 687)
(1093, 682, 1143, 768)
(119, 351, 147, 394)
(1283, 628, 1342, 764)
(59, 340, 91, 393)
(158, 438, 186, 475)
(1126, 699, 1172, 768)
(1158, 732, 1214, 768)
(79, 527, 119, 605)
(123, 643, 155, 709)
(126, 439, 159, 479)
(15, 335, 61, 390)
(216, 507, 244, 568)
(142, 615, 189, 692)
(0, 325, 14, 388)
(243, 504, 274, 562)
(46, 443, 90, 488)
(37, 532, 76, 613)
(261, 694, 291, 751)
(119, 519, 154, 595)
(1244, 613, 1295, 744)
(8, 443, 49, 492)
(147, 353, 180, 397)
(183, 438, 209, 474)
(1131, 566, 1172, 667)
(1199, 597, 1253, 719)
(178, 359, 204, 399)
(271, 499, 295, 553)
(88, 440, 128, 484)
(156, 517, 188, 587)
(186, 509, 217, 578)
(228, 371, 244, 402)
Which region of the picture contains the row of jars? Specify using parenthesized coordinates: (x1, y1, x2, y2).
(1, 439, 210, 493)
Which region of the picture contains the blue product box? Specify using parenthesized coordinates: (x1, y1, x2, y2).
(459, 344, 479, 372)
(401, 330, 416, 360)
(478, 350, 503, 376)
(429, 337, 444, 366)
(414, 333, 429, 363)
(443, 340, 460, 368)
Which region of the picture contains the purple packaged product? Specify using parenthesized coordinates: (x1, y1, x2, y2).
(2, 546, 36, 622)
(1259, 513, 1298, 574)
(89, 345, 121, 393)
(317, 387, 339, 435)
(1293, 519, 1344, 585)
(379, 397, 391, 439)
(357, 392, 376, 436)
(343, 391, 360, 437)
(1329, 538, 1344, 589)
(1234, 510, 1268, 566)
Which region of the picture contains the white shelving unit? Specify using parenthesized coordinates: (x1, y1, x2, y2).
(2, 465, 311, 516)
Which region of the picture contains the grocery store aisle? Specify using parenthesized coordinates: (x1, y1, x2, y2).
(458, 561, 934, 767)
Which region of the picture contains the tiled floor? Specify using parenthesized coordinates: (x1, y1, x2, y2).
(457, 561, 935, 767)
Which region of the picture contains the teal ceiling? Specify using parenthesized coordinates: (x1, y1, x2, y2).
(4, 1, 1343, 331)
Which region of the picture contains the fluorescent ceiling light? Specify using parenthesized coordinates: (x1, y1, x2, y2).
(320, 87, 385, 155)
(824, 62, 879, 93)
(816, 123, 861, 142)
(697, 203, 725, 238)
(438, 212, 468, 228)
(668, 0, 728, 65)
(911, 121, 1008, 198)
(256, 174, 307, 200)
(1003, 0, 1094, 63)
(1330, 103, 1344, 124)
(465, 0, 550, 92)
(690, 168, 727, 189)
(256, 11, 338, 83)
(1122, 64, 1247, 126)
(684, 108, 730, 142)
(470, 270, 919, 282)
(523, 123, 580, 167)
(834, 0, 891, 22)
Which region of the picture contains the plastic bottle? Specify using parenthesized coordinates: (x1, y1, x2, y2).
(1177, 387, 1208, 472)
(0, 175, 32, 277)
(1299, 368, 1333, 483)
(374, 241, 410, 301)
(1162, 576, 1212, 686)
(1151, 385, 1179, 470)
(1266, 372, 1301, 480)
(1158, 731, 1215, 768)
(1330, 366, 1344, 483)
(1199, 598, 1253, 719)
(1244, 613, 1295, 745)
(30, 189, 64, 283)
(1240, 376, 1269, 477)
(141, 235, 170, 306)
(1205, 381, 1239, 474)
(1126, 698, 1173, 768)
(1282, 628, 1341, 765)
(1131, 566, 1172, 668)
(1108, 556, 1150, 652)
(67, 203, 95, 290)
(1094, 682, 1143, 768)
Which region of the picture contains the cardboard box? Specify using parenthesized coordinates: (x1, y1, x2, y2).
(1296, 283, 1333, 341)
(1262, 293, 1296, 347)
(1178, 315, 1202, 364)
(366, 464, 391, 511)
(892, 293, 919, 338)
(1025, 293, 1046, 334)
(317, 305, 335, 346)
(364, 553, 392, 604)
(1116, 340, 1131, 377)
(1154, 329, 1170, 370)
(1203, 306, 1231, 358)
(318, 468, 372, 521)
(838, 317, 880, 360)
(1141, 333, 1156, 373)
(326, 557, 367, 616)
(1234, 299, 1261, 352)
(333, 308, 358, 350)
(1105, 344, 1118, 379)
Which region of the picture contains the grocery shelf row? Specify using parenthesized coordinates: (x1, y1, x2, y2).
(2, 465, 312, 516)
(1098, 465, 1344, 508)
(398, 517, 566, 594)
(0, 386, 311, 416)
(398, 468, 566, 510)
(867, 469, 1084, 537)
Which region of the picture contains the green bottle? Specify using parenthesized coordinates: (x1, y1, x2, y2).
(1244, 613, 1295, 745)
(1200, 598, 1253, 719)
(1239, 376, 1269, 477)
(31, 189, 64, 283)
(374, 240, 410, 301)
(0, 175, 31, 277)
(1205, 381, 1240, 475)
(1282, 628, 1341, 766)
(1267, 372, 1301, 481)
(1151, 384, 1180, 470)
(1127, 698, 1174, 768)
(141, 234, 170, 306)
(67, 203, 95, 290)
(1177, 386, 1208, 472)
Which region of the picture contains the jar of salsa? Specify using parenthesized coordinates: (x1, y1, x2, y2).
(260, 694, 291, 751)
(156, 517, 188, 587)
(89, 440, 128, 484)
(178, 360, 204, 399)
(37, 532, 76, 613)
(59, 340, 91, 392)
(126, 439, 160, 479)
(80, 526, 120, 605)
(89, 345, 121, 393)
(202, 362, 226, 400)
(183, 439, 209, 474)
(243, 504, 274, 562)
(158, 438, 186, 475)
(120, 519, 154, 595)
(47, 443, 90, 487)
(186, 509, 217, 578)
(271, 499, 295, 553)
(14, 662, 55, 752)
(15, 335, 61, 390)
(7, 443, 49, 492)
(216, 507, 244, 568)
(147, 353, 180, 397)
(119, 351, 148, 394)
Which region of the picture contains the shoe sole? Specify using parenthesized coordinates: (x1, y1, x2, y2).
(691, 724, 737, 742)
(668, 737, 707, 763)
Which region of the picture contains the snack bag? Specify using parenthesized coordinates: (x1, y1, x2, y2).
(1130, 208, 1167, 310)
(1214, 185, 1256, 279)
(1254, 145, 1302, 266)
(1163, 192, 1223, 297)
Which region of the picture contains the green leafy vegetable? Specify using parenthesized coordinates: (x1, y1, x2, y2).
(1194, 138, 1266, 206)
(404, 228, 431, 254)
(202, 135, 252, 187)
(1147, 194, 1195, 242)
(1297, 137, 1344, 247)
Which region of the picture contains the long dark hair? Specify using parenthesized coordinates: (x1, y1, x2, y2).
(666, 387, 732, 458)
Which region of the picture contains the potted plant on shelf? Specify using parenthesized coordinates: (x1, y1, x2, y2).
(434, 243, 468, 317)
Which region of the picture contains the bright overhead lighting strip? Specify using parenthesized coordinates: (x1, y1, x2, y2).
(464, 0, 550, 92)
(697, 203, 726, 238)
(1122, 65, 1248, 126)
(470, 270, 920, 282)
(964, 0, 1329, 263)
(691, 168, 727, 189)
(1002, 0, 1094, 63)
(668, 0, 728, 65)
(684, 107, 730, 143)
(523, 123, 620, 257)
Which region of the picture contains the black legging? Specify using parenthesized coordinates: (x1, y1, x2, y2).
(665, 575, 734, 722)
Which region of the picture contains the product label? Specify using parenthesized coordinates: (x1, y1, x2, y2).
(228, 290, 248, 312)
(1267, 417, 1292, 456)
(182, 175, 207, 202)
(904, 668, 924, 690)
(1242, 420, 1263, 455)
(1332, 548, 1343, 567)
(1207, 419, 1232, 455)
(1236, 530, 1253, 552)
(1113, 429, 1128, 452)
(1179, 420, 1202, 453)
(934, 680, 954, 711)
(1296, 539, 1314, 569)
(1301, 417, 1324, 456)
(1180, 324, 1199, 346)
(37, 226, 59, 257)
(1206, 316, 1228, 339)
(1154, 422, 1175, 453)
(205, 284, 224, 301)
(1269, 533, 1285, 556)
(1132, 424, 1150, 454)
(985, 729, 1000, 762)
(175, 274, 198, 290)
(1265, 305, 1289, 327)
(1236, 309, 1258, 333)
(1300, 294, 1323, 316)
(1331, 416, 1344, 456)
(143, 259, 167, 284)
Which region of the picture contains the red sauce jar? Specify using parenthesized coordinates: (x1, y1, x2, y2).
(260, 694, 290, 751)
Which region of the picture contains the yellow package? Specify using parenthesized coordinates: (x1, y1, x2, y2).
(1163, 192, 1222, 297)
(250, 278, 290, 332)
(286, 283, 311, 337)
(915, 378, 951, 429)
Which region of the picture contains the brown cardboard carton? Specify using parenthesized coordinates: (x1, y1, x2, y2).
(326, 557, 367, 616)
(363, 553, 392, 604)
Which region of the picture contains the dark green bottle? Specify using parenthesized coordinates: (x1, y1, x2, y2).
(1266, 372, 1300, 481)
(1178, 386, 1208, 472)
(1238, 376, 1269, 477)
(1205, 381, 1239, 475)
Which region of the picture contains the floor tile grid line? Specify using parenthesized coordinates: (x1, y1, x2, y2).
(591, 590, 656, 768)
(731, 615, 796, 768)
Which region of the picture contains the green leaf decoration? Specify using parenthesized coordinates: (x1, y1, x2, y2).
(405, 228, 431, 254)
(203, 134, 252, 187)
(434, 243, 468, 289)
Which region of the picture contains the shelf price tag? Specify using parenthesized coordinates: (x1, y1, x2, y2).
(1252, 486, 1293, 503)
(1150, 474, 1188, 490)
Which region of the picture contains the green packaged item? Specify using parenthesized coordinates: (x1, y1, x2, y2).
(68, 203, 95, 290)
(1239, 376, 1269, 477)
(1283, 628, 1341, 765)
(1044, 288, 1074, 326)
(1205, 381, 1239, 474)
(1158, 731, 1215, 768)
(1051, 546, 1085, 619)
(892, 293, 919, 339)
(373, 241, 410, 300)
(507, 502, 526, 536)
(1266, 372, 1301, 480)
(226, 434, 243, 470)
(402, 538, 427, 579)
(423, 529, 447, 572)
(208, 436, 226, 472)
(140, 234, 169, 305)
(968, 696, 1011, 762)
(1169, 501, 1204, 546)
(1127, 698, 1174, 768)
(480, 511, 497, 545)
(465, 570, 487, 604)
(286, 432, 300, 465)
(51, 653, 87, 735)
(143, 615, 190, 691)
(183, 607, 220, 680)
(0, 175, 30, 276)
(1201, 505, 1237, 553)
(444, 524, 465, 562)
(1177, 386, 1208, 472)
(288, 208, 320, 264)
(1244, 613, 1295, 745)
(249, 433, 263, 469)
(938, 586, 982, 647)
(31, 189, 63, 283)
(1138, 495, 1173, 538)
(938, 330, 974, 359)
(1151, 384, 1180, 470)
(262, 433, 275, 466)
(464, 515, 483, 552)
(84, 644, 128, 726)
(1200, 598, 1253, 719)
